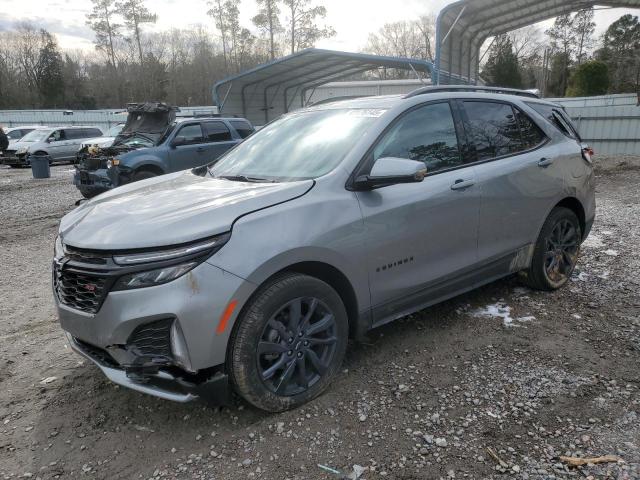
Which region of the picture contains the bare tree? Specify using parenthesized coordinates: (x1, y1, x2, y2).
(574, 8, 596, 64)
(116, 0, 157, 67)
(86, 0, 121, 68)
(415, 14, 436, 62)
(282, 0, 335, 54)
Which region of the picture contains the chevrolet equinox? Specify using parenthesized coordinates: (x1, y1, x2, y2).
(53, 86, 595, 412)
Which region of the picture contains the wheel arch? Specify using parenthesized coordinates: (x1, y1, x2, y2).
(554, 197, 586, 239)
(134, 163, 165, 176)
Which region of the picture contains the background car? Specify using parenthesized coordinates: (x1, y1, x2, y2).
(3, 126, 104, 167)
(5, 126, 40, 145)
(77, 123, 126, 152)
(74, 116, 254, 198)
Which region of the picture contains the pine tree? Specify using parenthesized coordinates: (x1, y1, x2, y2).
(86, 0, 121, 69)
(252, 0, 281, 60)
(482, 34, 522, 88)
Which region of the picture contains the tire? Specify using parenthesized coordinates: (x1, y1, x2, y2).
(229, 273, 348, 412)
(133, 170, 158, 182)
(521, 207, 582, 291)
(78, 186, 101, 199)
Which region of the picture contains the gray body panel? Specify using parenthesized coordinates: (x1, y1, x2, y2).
(55, 91, 596, 402)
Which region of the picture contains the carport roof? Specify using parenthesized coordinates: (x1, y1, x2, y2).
(212, 48, 434, 125)
(435, 0, 640, 84)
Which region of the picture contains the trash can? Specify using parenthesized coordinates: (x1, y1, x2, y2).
(30, 154, 51, 179)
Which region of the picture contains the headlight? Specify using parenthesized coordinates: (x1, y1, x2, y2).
(113, 261, 198, 290)
(112, 234, 230, 266)
(106, 158, 119, 169)
(16, 147, 28, 155)
(54, 235, 64, 260)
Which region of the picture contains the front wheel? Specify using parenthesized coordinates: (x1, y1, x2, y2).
(522, 207, 582, 291)
(229, 273, 348, 412)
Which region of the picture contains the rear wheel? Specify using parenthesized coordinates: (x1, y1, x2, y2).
(229, 273, 348, 412)
(522, 207, 581, 290)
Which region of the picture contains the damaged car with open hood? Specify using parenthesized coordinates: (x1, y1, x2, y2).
(74, 102, 254, 198)
(54, 88, 595, 412)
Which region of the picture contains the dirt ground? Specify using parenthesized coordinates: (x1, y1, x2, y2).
(1, 160, 639, 480)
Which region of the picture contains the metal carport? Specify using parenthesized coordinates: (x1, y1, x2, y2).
(435, 0, 640, 85)
(212, 49, 434, 125)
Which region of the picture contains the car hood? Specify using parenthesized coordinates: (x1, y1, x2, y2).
(60, 170, 314, 250)
(82, 136, 115, 148)
(8, 140, 35, 151)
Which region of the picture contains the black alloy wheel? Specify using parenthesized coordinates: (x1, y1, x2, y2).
(258, 297, 337, 396)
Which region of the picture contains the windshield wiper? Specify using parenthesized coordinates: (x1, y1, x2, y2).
(216, 175, 277, 183)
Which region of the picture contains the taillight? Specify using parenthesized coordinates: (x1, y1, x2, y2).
(581, 145, 594, 164)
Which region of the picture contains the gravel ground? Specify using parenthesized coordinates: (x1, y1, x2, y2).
(0, 159, 639, 480)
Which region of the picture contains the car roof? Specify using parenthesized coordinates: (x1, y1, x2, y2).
(175, 117, 252, 124)
(304, 88, 562, 112)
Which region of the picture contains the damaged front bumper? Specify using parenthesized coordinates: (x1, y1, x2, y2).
(55, 256, 253, 404)
(66, 332, 230, 403)
(74, 166, 113, 188)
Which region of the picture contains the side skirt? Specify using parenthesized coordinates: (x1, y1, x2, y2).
(369, 244, 533, 330)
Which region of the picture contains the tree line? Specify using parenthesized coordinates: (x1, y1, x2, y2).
(0, 0, 335, 109)
(481, 10, 640, 97)
(0, 3, 638, 110)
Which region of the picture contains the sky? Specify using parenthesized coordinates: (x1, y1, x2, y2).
(0, 0, 638, 53)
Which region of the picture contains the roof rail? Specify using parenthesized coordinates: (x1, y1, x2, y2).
(404, 85, 540, 99)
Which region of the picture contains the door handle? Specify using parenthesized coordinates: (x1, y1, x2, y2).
(450, 179, 475, 191)
(196, 147, 205, 152)
(538, 158, 554, 168)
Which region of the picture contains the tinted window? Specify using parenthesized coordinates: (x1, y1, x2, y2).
(515, 109, 546, 150)
(203, 122, 232, 142)
(175, 124, 204, 145)
(463, 101, 521, 160)
(7, 130, 23, 140)
(373, 102, 462, 173)
(229, 120, 254, 139)
(65, 129, 86, 140)
(85, 128, 103, 137)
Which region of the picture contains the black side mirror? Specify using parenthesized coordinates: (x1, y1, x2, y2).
(353, 157, 427, 191)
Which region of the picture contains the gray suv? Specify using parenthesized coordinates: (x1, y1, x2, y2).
(3, 126, 103, 167)
(53, 87, 595, 412)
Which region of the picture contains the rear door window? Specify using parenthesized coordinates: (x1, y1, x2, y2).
(514, 109, 546, 150)
(85, 128, 103, 138)
(65, 129, 85, 140)
(203, 121, 233, 142)
(229, 120, 254, 139)
(462, 101, 522, 160)
(372, 102, 463, 174)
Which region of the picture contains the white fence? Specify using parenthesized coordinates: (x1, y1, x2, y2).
(0, 106, 219, 131)
(552, 94, 640, 155)
(1, 92, 638, 155)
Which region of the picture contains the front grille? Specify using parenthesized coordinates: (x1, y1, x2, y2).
(4, 150, 16, 157)
(80, 156, 106, 171)
(64, 246, 108, 265)
(53, 264, 108, 314)
(127, 319, 173, 359)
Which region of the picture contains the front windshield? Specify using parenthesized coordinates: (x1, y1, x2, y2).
(120, 135, 154, 148)
(107, 124, 124, 137)
(20, 130, 50, 143)
(208, 108, 384, 181)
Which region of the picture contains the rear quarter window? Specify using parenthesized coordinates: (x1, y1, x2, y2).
(229, 120, 255, 139)
(526, 102, 580, 140)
